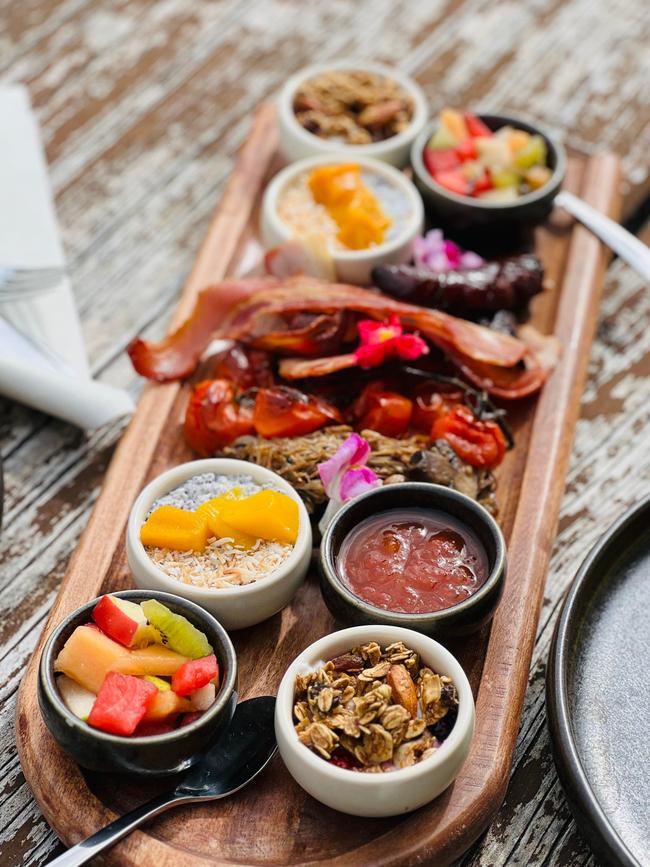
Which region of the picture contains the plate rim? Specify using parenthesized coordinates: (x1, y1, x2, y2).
(546, 494, 650, 867)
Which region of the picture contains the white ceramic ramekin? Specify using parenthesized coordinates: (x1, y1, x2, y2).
(126, 459, 312, 631)
(261, 154, 424, 285)
(278, 60, 428, 168)
(275, 624, 475, 817)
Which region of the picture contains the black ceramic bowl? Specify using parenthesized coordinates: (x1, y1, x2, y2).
(319, 483, 506, 638)
(410, 113, 566, 232)
(38, 589, 238, 776)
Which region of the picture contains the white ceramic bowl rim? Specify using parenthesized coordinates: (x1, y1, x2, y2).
(127, 458, 311, 599)
(411, 113, 567, 210)
(278, 59, 428, 156)
(264, 153, 424, 262)
(276, 624, 474, 786)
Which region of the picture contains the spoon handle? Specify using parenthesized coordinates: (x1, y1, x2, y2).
(555, 190, 650, 281)
(47, 790, 190, 867)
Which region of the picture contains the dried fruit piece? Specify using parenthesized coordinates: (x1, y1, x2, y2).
(387, 664, 418, 718)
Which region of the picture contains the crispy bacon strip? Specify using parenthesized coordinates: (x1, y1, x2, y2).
(220, 277, 527, 367)
(127, 277, 281, 382)
(127, 276, 553, 397)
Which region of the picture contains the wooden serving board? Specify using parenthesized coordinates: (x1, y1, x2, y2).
(16, 103, 621, 866)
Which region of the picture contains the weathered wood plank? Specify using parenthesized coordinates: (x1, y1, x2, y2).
(2, 0, 650, 863)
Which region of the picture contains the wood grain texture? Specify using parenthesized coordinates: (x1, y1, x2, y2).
(1, 1, 649, 864)
(13, 100, 622, 864)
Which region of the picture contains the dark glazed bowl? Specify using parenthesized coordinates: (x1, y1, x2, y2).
(319, 483, 506, 638)
(38, 590, 238, 777)
(410, 113, 566, 233)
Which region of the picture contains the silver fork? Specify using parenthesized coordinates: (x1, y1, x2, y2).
(0, 266, 65, 303)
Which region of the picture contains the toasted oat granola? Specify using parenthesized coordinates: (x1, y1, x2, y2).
(293, 641, 459, 772)
(293, 70, 414, 144)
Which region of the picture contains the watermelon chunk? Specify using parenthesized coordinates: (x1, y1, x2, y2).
(423, 147, 460, 177)
(171, 655, 219, 697)
(87, 672, 157, 736)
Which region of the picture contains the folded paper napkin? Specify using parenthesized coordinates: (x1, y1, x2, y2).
(0, 85, 134, 428)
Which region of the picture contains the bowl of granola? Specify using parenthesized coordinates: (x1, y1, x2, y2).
(126, 459, 312, 630)
(278, 60, 428, 167)
(275, 625, 475, 816)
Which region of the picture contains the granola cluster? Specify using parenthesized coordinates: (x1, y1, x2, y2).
(293, 641, 458, 772)
(293, 70, 414, 145)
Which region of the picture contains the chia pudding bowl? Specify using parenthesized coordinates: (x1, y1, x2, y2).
(261, 154, 424, 285)
(126, 459, 312, 630)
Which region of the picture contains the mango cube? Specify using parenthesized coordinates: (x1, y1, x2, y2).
(140, 505, 210, 552)
(196, 495, 257, 549)
(219, 490, 299, 545)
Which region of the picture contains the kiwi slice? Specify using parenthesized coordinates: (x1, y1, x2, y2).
(141, 599, 213, 659)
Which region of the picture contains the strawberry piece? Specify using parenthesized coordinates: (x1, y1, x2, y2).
(423, 147, 460, 177)
(455, 138, 478, 161)
(171, 654, 219, 697)
(473, 170, 493, 194)
(329, 748, 362, 770)
(134, 719, 178, 736)
(434, 169, 470, 196)
(87, 672, 157, 736)
(464, 112, 493, 138)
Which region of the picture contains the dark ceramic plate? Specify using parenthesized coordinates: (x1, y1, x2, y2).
(547, 496, 650, 867)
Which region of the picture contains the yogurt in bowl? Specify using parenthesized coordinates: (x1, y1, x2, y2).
(126, 459, 312, 630)
(261, 155, 424, 285)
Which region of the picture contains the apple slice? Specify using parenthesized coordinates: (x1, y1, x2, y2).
(92, 595, 161, 648)
(57, 675, 96, 721)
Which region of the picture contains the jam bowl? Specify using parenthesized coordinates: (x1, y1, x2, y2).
(319, 482, 506, 638)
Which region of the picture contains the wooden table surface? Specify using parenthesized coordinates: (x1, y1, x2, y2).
(1, 1, 649, 865)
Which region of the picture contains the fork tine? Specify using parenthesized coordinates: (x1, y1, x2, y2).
(0, 267, 64, 285)
(0, 272, 64, 301)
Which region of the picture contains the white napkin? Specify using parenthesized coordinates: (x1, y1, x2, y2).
(0, 85, 134, 428)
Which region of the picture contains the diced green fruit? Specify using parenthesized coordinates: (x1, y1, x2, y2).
(144, 675, 171, 691)
(427, 125, 459, 151)
(190, 682, 216, 712)
(525, 165, 553, 190)
(491, 168, 521, 189)
(58, 675, 96, 721)
(140, 599, 212, 660)
(478, 187, 519, 202)
(514, 134, 547, 170)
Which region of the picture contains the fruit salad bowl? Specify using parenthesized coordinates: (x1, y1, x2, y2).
(410, 112, 566, 231)
(38, 590, 237, 776)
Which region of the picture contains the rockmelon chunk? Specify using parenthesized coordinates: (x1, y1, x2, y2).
(54, 625, 130, 693)
(143, 689, 193, 721)
(112, 644, 190, 677)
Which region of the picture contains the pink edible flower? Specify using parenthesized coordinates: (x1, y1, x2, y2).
(317, 434, 382, 534)
(353, 315, 428, 369)
(318, 433, 380, 502)
(413, 229, 484, 272)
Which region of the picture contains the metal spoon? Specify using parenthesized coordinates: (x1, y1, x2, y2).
(48, 696, 277, 867)
(555, 191, 650, 281)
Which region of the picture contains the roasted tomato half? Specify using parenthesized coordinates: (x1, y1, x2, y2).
(410, 383, 464, 433)
(431, 404, 507, 469)
(352, 382, 413, 437)
(184, 379, 255, 455)
(210, 343, 274, 390)
(253, 386, 342, 438)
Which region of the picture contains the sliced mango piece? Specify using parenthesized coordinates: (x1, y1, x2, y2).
(112, 644, 190, 677)
(55, 625, 130, 694)
(140, 505, 210, 552)
(307, 164, 391, 251)
(196, 494, 257, 549)
(142, 689, 192, 722)
(219, 490, 299, 545)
